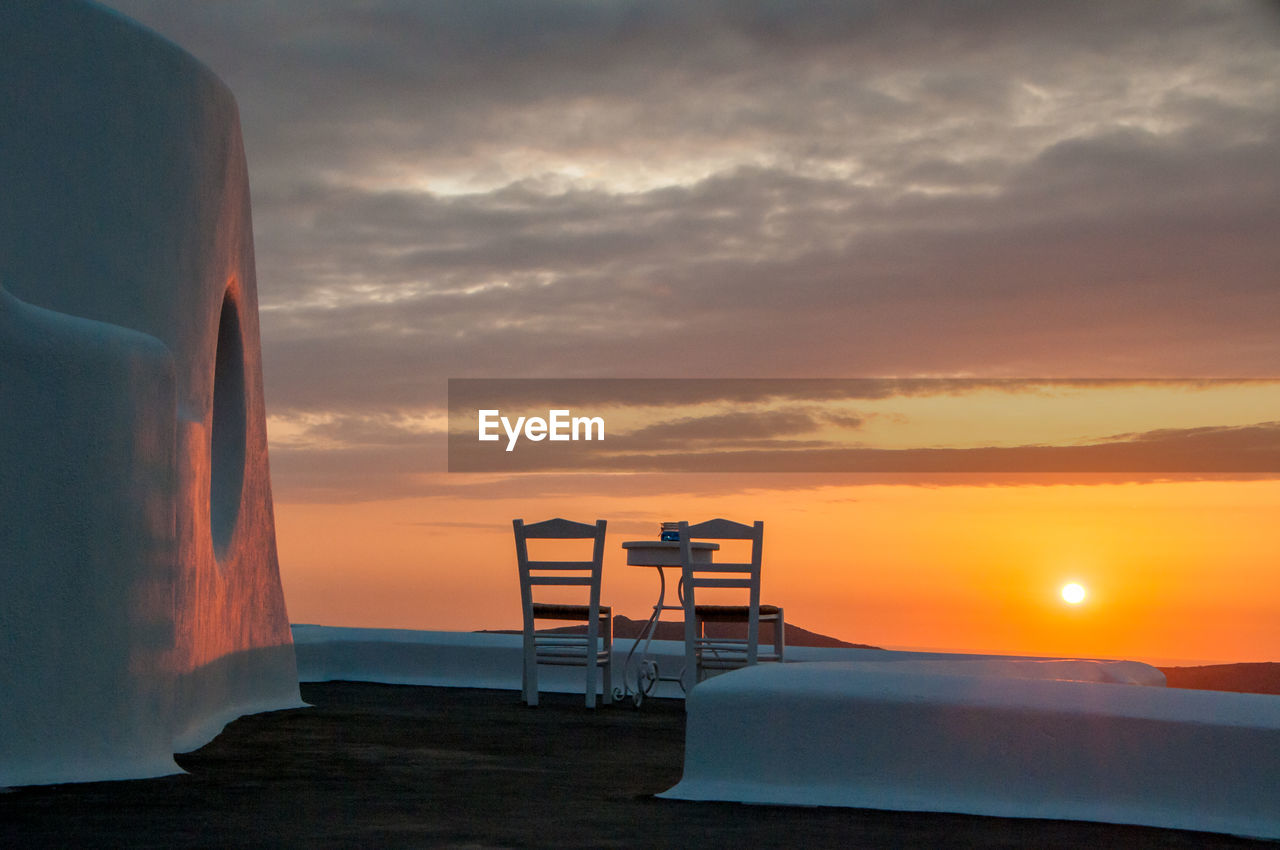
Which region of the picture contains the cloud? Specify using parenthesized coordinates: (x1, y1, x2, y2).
(445, 377, 1275, 415)
(448, 421, 1280, 475)
(254, 121, 1278, 410)
(271, 454, 1280, 505)
(626, 409, 836, 444)
(262, 377, 1280, 496)
(96, 0, 1280, 499)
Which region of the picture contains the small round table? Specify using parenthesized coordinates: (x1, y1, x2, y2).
(617, 540, 718, 705)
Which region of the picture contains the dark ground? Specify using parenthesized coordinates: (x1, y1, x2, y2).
(0, 682, 1273, 849)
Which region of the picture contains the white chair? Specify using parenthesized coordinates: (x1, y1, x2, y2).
(513, 518, 612, 708)
(678, 519, 784, 692)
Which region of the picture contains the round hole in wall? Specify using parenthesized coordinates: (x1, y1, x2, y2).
(210, 288, 247, 560)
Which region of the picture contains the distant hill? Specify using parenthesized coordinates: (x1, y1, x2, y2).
(1158, 662, 1280, 696)
(479, 615, 879, 649)
(611, 615, 879, 648)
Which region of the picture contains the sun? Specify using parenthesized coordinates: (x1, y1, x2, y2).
(1061, 582, 1086, 605)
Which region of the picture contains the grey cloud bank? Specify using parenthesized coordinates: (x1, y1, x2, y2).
(99, 0, 1280, 499)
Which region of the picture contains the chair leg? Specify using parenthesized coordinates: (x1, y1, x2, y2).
(602, 628, 613, 706)
(683, 612, 699, 693)
(585, 651, 598, 709)
(776, 608, 786, 662)
(523, 634, 539, 707)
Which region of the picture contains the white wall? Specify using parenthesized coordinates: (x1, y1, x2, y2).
(663, 661, 1280, 840)
(0, 0, 302, 785)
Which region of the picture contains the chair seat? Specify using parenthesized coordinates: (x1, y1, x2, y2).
(532, 602, 612, 621)
(694, 603, 782, 622)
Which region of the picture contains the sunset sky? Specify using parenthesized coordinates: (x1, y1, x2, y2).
(101, 1, 1279, 665)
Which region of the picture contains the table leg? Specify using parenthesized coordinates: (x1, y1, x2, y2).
(616, 565, 670, 706)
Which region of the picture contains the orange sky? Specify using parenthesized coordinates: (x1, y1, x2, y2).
(275, 476, 1279, 667)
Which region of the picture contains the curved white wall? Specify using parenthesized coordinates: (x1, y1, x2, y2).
(0, 0, 302, 785)
(662, 661, 1280, 840)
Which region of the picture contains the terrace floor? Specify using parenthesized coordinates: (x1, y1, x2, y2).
(0, 681, 1269, 848)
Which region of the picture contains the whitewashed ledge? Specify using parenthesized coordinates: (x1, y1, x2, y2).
(660, 661, 1280, 841)
(290, 625, 1163, 697)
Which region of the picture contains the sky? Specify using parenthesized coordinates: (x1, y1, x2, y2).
(98, 0, 1280, 665)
